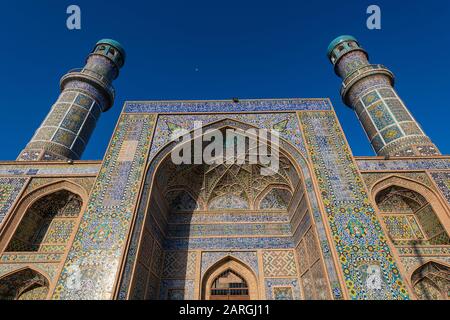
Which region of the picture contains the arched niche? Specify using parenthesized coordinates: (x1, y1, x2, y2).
(118, 118, 335, 300)
(0, 267, 50, 300)
(0, 180, 86, 254)
(202, 257, 259, 300)
(371, 176, 450, 245)
(411, 261, 450, 300)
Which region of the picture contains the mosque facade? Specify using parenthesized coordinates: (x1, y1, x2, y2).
(0, 36, 448, 300)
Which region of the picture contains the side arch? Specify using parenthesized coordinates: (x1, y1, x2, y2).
(0, 180, 88, 253)
(410, 260, 450, 300)
(201, 256, 259, 300)
(0, 267, 50, 300)
(370, 175, 450, 244)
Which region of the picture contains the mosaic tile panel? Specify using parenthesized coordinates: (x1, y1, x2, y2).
(265, 279, 301, 300)
(165, 237, 294, 250)
(162, 251, 197, 279)
(382, 215, 424, 240)
(0, 177, 28, 224)
(149, 113, 307, 159)
(299, 111, 410, 300)
(168, 212, 290, 224)
(25, 177, 96, 195)
(0, 163, 100, 177)
(262, 250, 298, 277)
(51, 114, 156, 300)
(0, 253, 63, 263)
(357, 159, 450, 171)
(380, 125, 404, 144)
(367, 102, 395, 129)
(167, 223, 291, 238)
(42, 220, 76, 244)
(125, 99, 332, 113)
(396, 245, 450, 256)
(430, 172, 450, 205)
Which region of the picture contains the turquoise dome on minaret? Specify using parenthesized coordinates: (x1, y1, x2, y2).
(96, 39, 126, 61)
(327, 35, 358, 58)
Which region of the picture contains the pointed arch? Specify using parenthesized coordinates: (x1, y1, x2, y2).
(371, 175, 450, 245)
(117, 117, 339, 300)
(201, 256, 259, 300)
(0, 180, 86, 253)
(0, 267, 50, 300)
(410, 260, 450, 300)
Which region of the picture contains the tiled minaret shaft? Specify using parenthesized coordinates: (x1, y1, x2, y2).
(18, 39, 126, 161)
(327, 36, 439, 157)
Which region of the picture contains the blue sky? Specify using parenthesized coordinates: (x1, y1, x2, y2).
(0, 0, 448, 160)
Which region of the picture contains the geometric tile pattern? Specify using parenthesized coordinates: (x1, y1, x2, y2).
(298, 111, 410, 300)
(0, 163, 100, 177)
(357, 159, 450, 171)
(42, 220, 76, 245)
(201, 251, 259, 276)
(125, 99, 332, 114)
(262, 250, 298, 277)
(51, 114, 156, 300)
(382, 215, 423, 240)
(297, 228, 332, 300)
(0, 177, 28, 225)
(430, 172, 450, 205)
(162, 251, 197, 279)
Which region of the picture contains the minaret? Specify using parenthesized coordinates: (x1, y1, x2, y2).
(18, 39, 126, 161)
(327, 35, 439, 157)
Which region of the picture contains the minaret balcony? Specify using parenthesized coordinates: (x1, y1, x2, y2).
(60, 68, 116, 108)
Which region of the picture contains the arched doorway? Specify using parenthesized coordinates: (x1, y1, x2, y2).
(210, 270, 249, 300)
(202, 257, 259, 300)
